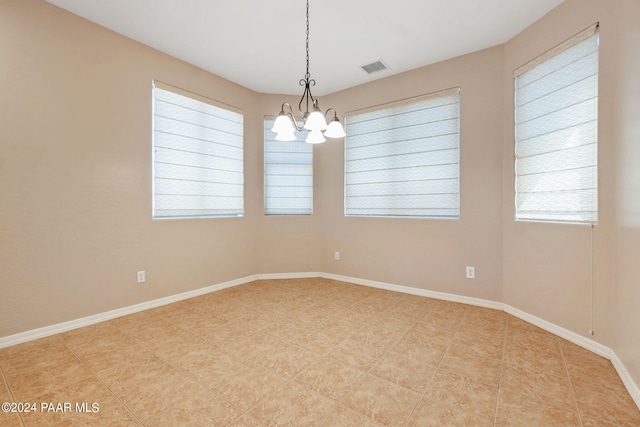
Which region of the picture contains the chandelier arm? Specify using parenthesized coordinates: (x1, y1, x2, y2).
(324, 107, 338, 119)
(298, 78, 317, 116)
(281, 102, 305, 132)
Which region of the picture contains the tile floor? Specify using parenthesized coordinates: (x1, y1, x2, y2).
(0, 278, 639, 426)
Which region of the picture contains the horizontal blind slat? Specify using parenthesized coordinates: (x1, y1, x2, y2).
(263, 120, 313, 215)
(345, 88, 460, 218)
(514, 30, 598, 224)
(152, 83, 244, 218)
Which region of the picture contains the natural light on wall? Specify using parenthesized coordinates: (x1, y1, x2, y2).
(514, 24, 599, 224)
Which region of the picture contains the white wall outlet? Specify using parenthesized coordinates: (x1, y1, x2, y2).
(334, 251, 340, 260)
(465, 266, 475, 279)
(137, 271, 145, 283)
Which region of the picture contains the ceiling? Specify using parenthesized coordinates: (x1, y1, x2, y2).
(44, 0, 564, 96)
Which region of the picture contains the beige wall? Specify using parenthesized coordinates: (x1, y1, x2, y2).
(315, 48, 505, 302)
(502, 0, 617, 346)
(501, 0, 640, 386)
(255, 95, 320, 275)
(2, 0, 639, 393)
(612, 0, 640, 391)
(0, 0, 261, 337)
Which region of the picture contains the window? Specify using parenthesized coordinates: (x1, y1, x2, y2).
(344, 88, 460, 218)
(152, 81, 244, 219)
(514, 24, 599, 224)
(264, 119, 313, 215)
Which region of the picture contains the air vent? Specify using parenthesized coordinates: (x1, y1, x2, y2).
(361, 60, 388, 74)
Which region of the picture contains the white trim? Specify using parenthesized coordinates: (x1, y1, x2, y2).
(0, 275, 259, 349)
(320, 272, 504, 310)
(611, 352, 640, 410)
(256, 272, 320, 280)
(503, 304, 611, 358)
(1, 271, 638, 412)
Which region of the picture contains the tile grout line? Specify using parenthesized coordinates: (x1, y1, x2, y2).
(285, 292, 425, 426)
(352, 302, 432, 427)
(59, 339, 146, 427)
(0, 362, 26, 427)
(244, 285, 387, 425)
(403, 304, 472, 427)
(559, 341, 585, 427)
(112, 314, 269, 426)
(492, 316, 510, 427)
(286, 292, 393, 426)
(63, 314, 254, 426)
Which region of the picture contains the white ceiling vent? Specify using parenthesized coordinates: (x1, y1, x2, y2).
(361, 60, 389, 74)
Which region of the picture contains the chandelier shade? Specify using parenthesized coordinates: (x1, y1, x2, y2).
(271, 113, 296, 134)
(306, 130, 326, 144)
(304, 109, 328, 131)
(324, 116, 347, 138)
(272, 0, 345, 144)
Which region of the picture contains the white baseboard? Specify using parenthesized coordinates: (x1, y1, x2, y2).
(320, 273, 638, 409)
(0, 274, 259, 349)
(320, 272, 504, 310)
(256, 272, 321, 280)
(611, 352, 640, 409)
(503, 305, 611, 358)
(1, 271, 638, 411)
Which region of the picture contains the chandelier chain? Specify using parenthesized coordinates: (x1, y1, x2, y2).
(272, 0, 345, 141)
(305, 0, 310, 80)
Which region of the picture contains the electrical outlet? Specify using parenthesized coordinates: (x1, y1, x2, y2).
(334, 251, 340, 260)
(465, 266, 475, 279)
(137, 271, 145, 283)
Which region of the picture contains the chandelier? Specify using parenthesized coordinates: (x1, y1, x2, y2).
(271, 0, 346, 144)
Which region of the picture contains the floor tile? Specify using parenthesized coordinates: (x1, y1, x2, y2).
(342, 373, 421, 426)
(0, 379, 22, 427)
(495, 387, 581, 427)
(5, 348, 93, 402)
(294, 358, 367, 401)
(408, 370, 497, 427)
(98, 354, 193, 423)
(440, 344, 502, 386)
(324, 338, 386, 371)
(181, 349, 250, 390)
(350, 323, 404, 352)
(226, 413, 265, 427)
(500, 362, 574, 408)
(1, 278, 637, 426)
(317, 403, 381, 427)
(249, 381, 336, 426)
(145, 381, 242, 427)
(572, 378, 640, 426)
(369, 350, 437, 393)
(215, 362, 290, 412)
(390, 329, 448, 366)
(407, 319, 457, 347)
(448, 334, 504, 362)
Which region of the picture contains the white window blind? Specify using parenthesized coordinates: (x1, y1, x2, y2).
(152, 82, 244, 218)
(264, 119, 313, 215)
(345, 88, 460, 218)
(514, 24, 599, 224)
